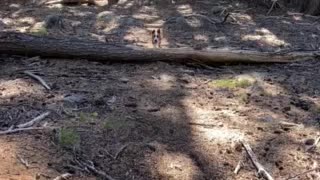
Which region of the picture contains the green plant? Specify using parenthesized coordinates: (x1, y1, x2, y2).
(209, 78, 252, 89)
(104, 118, 133, 131)
(58, 128, 80, 149)
(78, 112, 99, 123)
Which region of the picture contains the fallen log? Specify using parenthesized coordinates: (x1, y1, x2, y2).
(45, 0, 96, 5)
(0, 31, 319, 64)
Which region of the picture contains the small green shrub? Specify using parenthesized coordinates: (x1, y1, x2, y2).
(104, 118, 134, 131)
(58, 128, 80, 149)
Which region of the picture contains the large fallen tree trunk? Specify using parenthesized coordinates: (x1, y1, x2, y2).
(0, 32, 319, 64)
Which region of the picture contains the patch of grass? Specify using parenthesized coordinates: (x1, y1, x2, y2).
(209, 78, 252, 89)
(104, 118, 133, 131)
(78, 112, 99, 123)
(30, 27, 48, 36)
(58, 128, 80, 149)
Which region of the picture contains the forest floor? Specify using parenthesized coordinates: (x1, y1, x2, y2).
(1, 0, 320, 180)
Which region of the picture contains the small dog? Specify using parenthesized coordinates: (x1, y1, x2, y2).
(151, 29, 161, 48)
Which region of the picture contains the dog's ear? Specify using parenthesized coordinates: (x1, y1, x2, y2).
(152, 30, 155, 34)
(157, 29, 161, 34)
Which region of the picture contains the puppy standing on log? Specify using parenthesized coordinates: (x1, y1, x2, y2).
(151, 29, 161, 48)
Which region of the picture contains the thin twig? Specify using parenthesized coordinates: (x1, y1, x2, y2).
(188, 122, 216, 128)
(66, 164, 87, 172)
(17, 155, 29, 169)
(287, 12, 320, 19)
(102, 149, 116, 159)
(184, 14, 218, 24)
(24, 70, 51, 90)
(286, 167, 319, 180)
(53, 173, 72, 180)
(114, 143, 131, 159)
(267, 0, 278, 16)
(17, 112, 50, 128)
(241, 140, 274, 180)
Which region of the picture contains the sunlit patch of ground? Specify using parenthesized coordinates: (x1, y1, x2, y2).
(0, 78, 45, 100)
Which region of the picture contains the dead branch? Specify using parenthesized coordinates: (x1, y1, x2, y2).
(241, 140, 274, 180)
(24, 71, 51, 90)
(184, 14, 218, 24)
(45, 0, 94, 5)
(0, 126, 56, 135)
(84, 162, 115, 180)
(17, 112, 51, 128)
(74, 159, 115, 180)
(53, 173, 72, 180)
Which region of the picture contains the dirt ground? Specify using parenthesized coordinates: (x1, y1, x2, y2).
(1, 0, 320, 180)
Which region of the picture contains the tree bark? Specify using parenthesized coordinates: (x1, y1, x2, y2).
(0, 32, 319, 64)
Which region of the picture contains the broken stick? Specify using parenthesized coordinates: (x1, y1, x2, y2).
(17, 112, 51, 128)
(0, 126, 55, 135)
(17, 155, 30, 169)
(241, 140, 274, 180)
(234, 159, 243, 174)
(24, 71, 51, 90)
(234, 151, 247, 174)
(53, 173, 72, 180)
